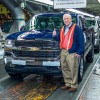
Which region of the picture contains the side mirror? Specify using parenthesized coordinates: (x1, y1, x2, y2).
(83, 26, 89, 32)
(20, 26, 25, 31)
(83, 27, 86, 32)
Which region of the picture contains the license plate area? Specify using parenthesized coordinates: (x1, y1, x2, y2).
(12, 60, 26, 65)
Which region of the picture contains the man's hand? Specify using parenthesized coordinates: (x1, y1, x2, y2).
(75, 53, 80, 58)
(52, 28, 56, 36)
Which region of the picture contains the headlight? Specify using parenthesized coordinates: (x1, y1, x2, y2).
(5, 40, 14, 47)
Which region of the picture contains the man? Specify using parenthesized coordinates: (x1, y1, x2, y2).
(52, 13, 84, 92)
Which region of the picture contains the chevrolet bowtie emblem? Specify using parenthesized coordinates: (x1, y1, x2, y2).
(30, 47, 40, 51)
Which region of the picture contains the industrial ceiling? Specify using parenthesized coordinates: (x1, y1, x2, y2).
(0, 0, 100, 16)
(80, 0, 100, 16)
(26, 0, 100, 16)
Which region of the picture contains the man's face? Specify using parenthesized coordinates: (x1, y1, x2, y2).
(63, 14, 72, 26)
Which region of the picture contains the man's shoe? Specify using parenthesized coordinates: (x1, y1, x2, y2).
(68, 87, 77, 92)
(61, 85, 70, 90)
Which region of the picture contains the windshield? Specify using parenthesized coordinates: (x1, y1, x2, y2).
(85, 20, 96, 27)
(35, 16, 55, 30)
(21, 14, 77, 31)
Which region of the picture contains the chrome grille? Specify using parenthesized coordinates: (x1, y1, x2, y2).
(15, 40, 59, 49)
(13, 50, 60, 58)
(13, 40, 60, 59)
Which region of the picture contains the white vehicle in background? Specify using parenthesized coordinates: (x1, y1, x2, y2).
(0, 27, 4, 59)
(85, 16, 100, 53)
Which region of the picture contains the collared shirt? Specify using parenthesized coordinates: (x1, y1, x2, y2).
(64, 22, 72, 35)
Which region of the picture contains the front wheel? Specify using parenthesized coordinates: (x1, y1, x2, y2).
(8, 73, 23, 80)
(86, 45, 94, 63)
(78, 57, 85, 83)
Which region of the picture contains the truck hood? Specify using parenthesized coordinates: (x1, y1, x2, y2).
(6, 30, 53, 40)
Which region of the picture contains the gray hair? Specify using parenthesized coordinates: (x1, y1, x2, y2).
(63, 13, 72, 20)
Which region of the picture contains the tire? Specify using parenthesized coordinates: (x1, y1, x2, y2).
(94, 45, 100, 53)
(86, 46, 94, 63)
(8, 73, 23, 80)
(78, 57, 85, 83)
(43, 75, 53, 82)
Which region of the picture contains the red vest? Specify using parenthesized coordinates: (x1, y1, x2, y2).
(60, 24, 76, 50)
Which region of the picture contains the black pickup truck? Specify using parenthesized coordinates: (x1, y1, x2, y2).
(4, 13, 94, 81)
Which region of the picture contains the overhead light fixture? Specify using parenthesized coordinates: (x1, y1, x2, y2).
(98, 0, 100, 3)
(34, 0, 53, 5)
(66, 9, 95, 17)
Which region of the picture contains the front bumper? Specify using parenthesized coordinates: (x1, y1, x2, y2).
(4, 57, 61, 75)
